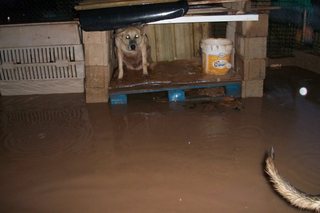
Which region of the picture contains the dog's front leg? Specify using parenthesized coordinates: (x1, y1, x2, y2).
(142, 45, 148, 76)
(117, 50, 124, 80)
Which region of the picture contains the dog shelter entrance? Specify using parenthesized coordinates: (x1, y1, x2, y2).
(76, 0, 260, 104)
(108, 60, 242, 104)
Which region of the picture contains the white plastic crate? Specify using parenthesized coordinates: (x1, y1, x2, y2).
(0, 22, 85, 96)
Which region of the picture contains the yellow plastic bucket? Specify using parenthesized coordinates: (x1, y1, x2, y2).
(201, 38, 233, 75)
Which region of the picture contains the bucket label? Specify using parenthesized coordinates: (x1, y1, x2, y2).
(213, 60, 227, 69)
(206, 54, 231, 75)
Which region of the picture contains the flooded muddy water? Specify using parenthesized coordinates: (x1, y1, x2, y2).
(1, 66, 320, 212)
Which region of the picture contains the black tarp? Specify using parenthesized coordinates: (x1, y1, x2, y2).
(77, 1, 188, 31)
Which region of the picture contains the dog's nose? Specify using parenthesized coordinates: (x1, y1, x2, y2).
(130, 44, 136, 50)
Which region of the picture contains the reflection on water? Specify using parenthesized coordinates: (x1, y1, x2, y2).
(0, 94, 93, 159)
(264, 66, 320, 107)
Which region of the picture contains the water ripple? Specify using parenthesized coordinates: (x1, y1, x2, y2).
(1, 107, 93, 159)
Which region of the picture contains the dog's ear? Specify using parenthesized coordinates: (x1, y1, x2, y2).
(138, 25, 147, 35)
(115, 28, 125, 35)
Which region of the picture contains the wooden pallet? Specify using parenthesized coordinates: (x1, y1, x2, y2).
(108, 59, 241, 104)
(109, 81, 241, 104)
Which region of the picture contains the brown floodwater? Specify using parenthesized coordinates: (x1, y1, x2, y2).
(0, 66, 320, 213)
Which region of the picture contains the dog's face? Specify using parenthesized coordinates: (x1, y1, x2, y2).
(116, 27, 144, 52)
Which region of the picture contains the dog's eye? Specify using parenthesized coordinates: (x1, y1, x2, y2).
(135, 34, 139, 38)
(125, 35, 130, 39)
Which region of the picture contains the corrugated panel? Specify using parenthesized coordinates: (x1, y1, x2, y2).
(0, 45, 83, 65)
(0, 44, 84, 81)
(0, 63, 83, 81)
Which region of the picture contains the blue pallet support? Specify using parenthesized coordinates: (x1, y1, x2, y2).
(225, 83, 241, 97)
(168, 89, 186, 102)
(110, 94, 128, 104)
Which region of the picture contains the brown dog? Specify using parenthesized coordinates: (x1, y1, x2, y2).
(115, 26, 151, 79)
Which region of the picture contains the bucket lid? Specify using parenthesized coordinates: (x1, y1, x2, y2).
(201, 38, 232, 46)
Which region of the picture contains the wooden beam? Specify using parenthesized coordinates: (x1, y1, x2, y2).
(188, 0, 248, 6)
(187, 7, 236, 15)
(75, 0, 177, 10)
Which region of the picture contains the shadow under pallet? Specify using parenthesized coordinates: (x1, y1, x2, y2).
(109, 59, 241, 104)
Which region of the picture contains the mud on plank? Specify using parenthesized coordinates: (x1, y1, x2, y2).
(108, 59, 241, 104)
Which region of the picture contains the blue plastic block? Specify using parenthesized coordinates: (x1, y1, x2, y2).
(110, 94, 128, 104)
(168, 90, 185, 102)
(225, 83, 241, 97)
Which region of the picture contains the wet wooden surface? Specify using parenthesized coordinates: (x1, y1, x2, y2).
(109, 59, 241, 93)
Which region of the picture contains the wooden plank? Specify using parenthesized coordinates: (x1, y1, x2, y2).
(109, 59, 241, 89)
(187, 7, 235, 15)
(0, 79, 84, 96)
(82, 31, 111, 66)
(241, 80, 263, 98)
(250, 6, 281, 11)
(85, 65, 108, 88)
(193, 23, 203, 57)
(84, 43, 109, 66)
(0, 22, 81, 48)
(188, 0, 248, 5)
(174, 24, 194, 59)
(75, 0, 177, 10)
(86, 87, 108, 103)
(109, 81, 242, 104)
(236, 14, 269, 37)
(82, 31, 110, 44)
(154, 24, 175, 61)
(235, 55, 266, 81)
(109, 81, 241, 95)
(235, 35, 267, 59)
(147, 23, 211, 61)
(202, 22, 212, 38)
(145, 25, 157, 62)
(251, 0, 271, 7)
(192, 23, 211, 57)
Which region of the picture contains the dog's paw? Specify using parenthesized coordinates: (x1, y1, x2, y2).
(142, 73, 149, 79)
(143, 70, 149, 76)
(117, 74, 124, 80)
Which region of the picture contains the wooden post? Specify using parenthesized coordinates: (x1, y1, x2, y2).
(233, 13, 269, 98)
(82, 30, 113, 103)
